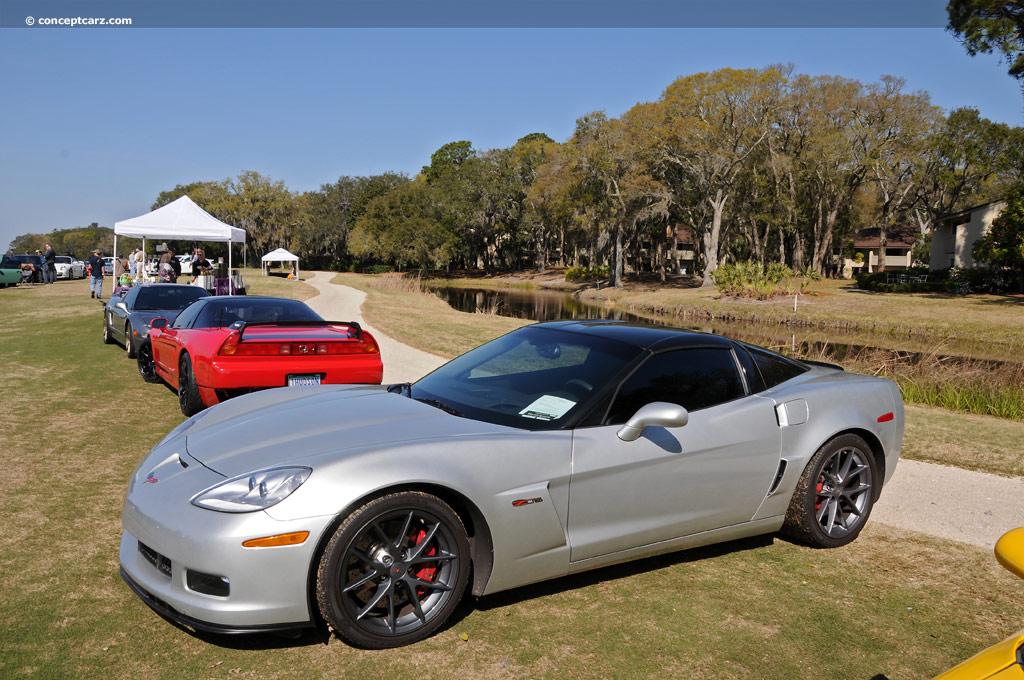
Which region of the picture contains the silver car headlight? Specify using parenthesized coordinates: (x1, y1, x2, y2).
(191, 466, 312, 513)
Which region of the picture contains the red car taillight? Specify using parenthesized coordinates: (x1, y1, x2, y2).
(218, 337, 380, 356)
(218, 330, 242, 355)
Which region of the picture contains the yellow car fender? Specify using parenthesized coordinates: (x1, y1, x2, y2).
(934, 529, 1024, 680)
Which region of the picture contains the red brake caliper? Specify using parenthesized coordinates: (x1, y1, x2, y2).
(815, 477, 824, 511)
(411, 529, 438, 597)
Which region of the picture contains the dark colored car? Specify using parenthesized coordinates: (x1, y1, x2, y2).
(103, 284, 211, 358)
(7, 254, 46, 284)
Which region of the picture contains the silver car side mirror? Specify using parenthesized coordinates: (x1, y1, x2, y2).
(616, 402, 689, 442)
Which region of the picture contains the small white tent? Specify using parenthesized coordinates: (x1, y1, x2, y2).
(113, 196, 247, 294)
(261, 247, 300, 280)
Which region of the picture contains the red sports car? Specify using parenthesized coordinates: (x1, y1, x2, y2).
(138, 296, 383, 416)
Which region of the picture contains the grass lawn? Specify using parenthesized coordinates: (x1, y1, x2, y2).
(2, 277, 1022, 679)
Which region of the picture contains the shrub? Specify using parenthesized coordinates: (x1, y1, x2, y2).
(711, 262, 804, 300)
(948, 267, 1020, 295)
(565, 265, 609, 282)
(854, 271, 952, 294)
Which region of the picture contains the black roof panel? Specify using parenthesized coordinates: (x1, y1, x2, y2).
(533, 320, 732, 351)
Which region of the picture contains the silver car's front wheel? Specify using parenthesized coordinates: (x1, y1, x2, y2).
(316, 492, 470, 648)
(783, 434, 876, 548)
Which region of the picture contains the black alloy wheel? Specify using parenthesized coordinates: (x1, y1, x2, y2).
(137, 341, 161, 384)
(782, 433, 877, 548)
(178, 354, 204, 417)
(316, 492, 470, 649)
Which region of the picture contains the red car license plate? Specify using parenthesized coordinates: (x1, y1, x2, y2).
(287, 374, 322, 387)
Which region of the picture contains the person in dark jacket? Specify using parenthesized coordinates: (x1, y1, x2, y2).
(86, 250, 104, 299)
(43, 243, 56, 284)
(168, 248, 181, 282)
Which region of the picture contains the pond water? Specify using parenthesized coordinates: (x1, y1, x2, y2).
(427, 284, 1009, 367)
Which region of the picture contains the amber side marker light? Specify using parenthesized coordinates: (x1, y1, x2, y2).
(242, 531, 309, 548)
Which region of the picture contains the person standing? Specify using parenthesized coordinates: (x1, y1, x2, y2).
(168, 248, 181, 283)
(128, 249, 137, 277)
(134, 248, 145, 280)
(87, 249, 104, 299)
(43, 243, 56, 284)
(158, 249, 176, 283)
(113, 254, 128, 287)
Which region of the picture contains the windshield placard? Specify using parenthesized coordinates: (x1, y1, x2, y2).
(519, 395, 575, 421)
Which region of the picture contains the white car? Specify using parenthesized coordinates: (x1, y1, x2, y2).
(176, 255, 192, 275)
(54, 255, 86, 279)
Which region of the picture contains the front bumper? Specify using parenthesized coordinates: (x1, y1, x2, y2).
(119, 460, 336, 630)
(120, 567, 311, 635)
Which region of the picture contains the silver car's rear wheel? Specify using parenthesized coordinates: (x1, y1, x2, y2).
(782, 434, 876, 548)
(316, 492, 469, 648)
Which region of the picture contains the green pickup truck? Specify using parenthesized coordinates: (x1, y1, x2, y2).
(1, 256, 24, 287)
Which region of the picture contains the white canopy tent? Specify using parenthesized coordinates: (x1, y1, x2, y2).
(261, 247, 300, 280)
(113, 196, 246, 295)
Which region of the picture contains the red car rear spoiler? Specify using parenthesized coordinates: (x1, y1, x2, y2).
(226, 320, 363, 340)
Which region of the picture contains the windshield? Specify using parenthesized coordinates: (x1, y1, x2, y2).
(55, 256, 71, 264)
(134, 286, 210, 311)
(410, 326, 639, 430)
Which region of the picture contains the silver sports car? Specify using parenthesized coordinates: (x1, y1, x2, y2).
(120, 320, 904, 648)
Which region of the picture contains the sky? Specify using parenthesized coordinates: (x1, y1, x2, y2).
(1, 26, 1022, 251)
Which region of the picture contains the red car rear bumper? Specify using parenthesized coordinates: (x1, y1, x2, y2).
(194, 354, 383, 406)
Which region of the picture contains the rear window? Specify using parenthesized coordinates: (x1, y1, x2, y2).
(741, 343, 808, 390)
(135, 286, 210, 311)
(194, 299, 323, 328)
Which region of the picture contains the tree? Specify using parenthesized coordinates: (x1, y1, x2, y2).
(972, 183, 1024, 288)
(914, 107, 1013, 233)
(948, 0, 1024, 83)
(299, 173, 410, 269)
(861, 77, 940, 272)
(349, 180, 457, 274)
(654, 67, 785, 287)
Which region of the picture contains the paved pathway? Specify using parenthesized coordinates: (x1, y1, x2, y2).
(303, 271, 446, 384)
(303, 270, 1024, 549)
(871, 459, 1024, 548)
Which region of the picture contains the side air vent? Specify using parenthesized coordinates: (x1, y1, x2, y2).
(767, 460, 788, 496)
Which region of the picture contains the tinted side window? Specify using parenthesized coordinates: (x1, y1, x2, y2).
(606, 348, 745, 424)
(733, 343, 764, 393)
(743, 344, 808, 389)
(123, 286, 140, 308)
(172, 301, 205, 329)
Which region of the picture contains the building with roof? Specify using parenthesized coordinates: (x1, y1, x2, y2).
(840, 225, 919, 277)
(930, 199, 1007, 271)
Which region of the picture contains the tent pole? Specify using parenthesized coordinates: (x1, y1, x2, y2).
(142, 238, 146, 283)
(228, 240, 232, 295)
(111, 234, 117, 297)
